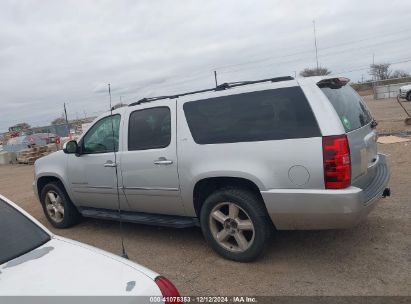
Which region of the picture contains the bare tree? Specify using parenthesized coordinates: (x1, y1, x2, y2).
(391, 70, 410, 79)
(51, 116, 67, 125)
(9, 122, 31, 131)
(112, 102, 127, 110)
(369, 63, 391, 80)
(299, 67, 331, 77)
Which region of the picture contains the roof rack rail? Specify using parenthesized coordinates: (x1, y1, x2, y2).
(129, 75, 294, 107)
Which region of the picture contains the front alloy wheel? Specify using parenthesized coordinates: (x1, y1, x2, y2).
(45, 191, 65, 223)
(40, 181, 81, 228)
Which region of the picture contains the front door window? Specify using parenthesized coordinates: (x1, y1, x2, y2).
(83, 115, 121, 153)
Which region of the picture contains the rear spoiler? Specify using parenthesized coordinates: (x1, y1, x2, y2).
(317, 77, 350, 89)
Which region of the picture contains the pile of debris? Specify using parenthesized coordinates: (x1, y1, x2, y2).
(17, 145, 53, 165)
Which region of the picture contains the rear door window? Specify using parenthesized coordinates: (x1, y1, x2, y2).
(0, 199, 50, 264)
(320, 85, 372, 132)
(183, 86, 320, 145)
(128, 107, 171, 150)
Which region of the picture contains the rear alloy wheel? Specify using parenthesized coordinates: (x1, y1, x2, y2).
(200, 188, 272, 262)
(209, 202, 255, 253)
(40, 182, 80, 228)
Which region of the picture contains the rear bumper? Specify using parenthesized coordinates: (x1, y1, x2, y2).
(261, 154, 390, 230)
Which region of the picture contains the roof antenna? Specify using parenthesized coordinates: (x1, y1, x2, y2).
(214, 70, 218, 88)
(108, 83, 129, 259)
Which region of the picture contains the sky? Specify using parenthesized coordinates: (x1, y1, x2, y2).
(1, 0, 411, 132)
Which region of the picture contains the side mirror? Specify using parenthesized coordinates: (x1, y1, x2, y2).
(63, 140, 79, 154)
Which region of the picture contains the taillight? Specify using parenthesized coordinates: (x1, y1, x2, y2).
(155, 276, 181, 304)
(322, 135, 351, 189)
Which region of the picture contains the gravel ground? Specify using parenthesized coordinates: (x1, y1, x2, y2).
(0, 96, 410, 296)
(364, 96, 411, 134)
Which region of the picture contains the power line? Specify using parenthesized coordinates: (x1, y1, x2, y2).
(216, 36, 411, 76)
(335, 57, 411, 74)
(213, 26, 411, 72)
(319, 26, 411, 51)
(124, 26, 411, 97)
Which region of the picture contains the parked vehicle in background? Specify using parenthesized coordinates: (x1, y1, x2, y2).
(35, 132, 61, 145)
(0, 194, 180, 297)
(3, 134, 46, 152)
(33, 76, 390, 262)
(399, 84, 411, 101)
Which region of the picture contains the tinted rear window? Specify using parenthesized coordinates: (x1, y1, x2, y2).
(320, 85, 372, 132)
(183, 87, 320, 144)
(0, 199, 50, 264)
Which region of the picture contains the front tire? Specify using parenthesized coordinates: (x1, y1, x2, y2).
(406, 92, 411, 101)
(40, 182, 81, 228)
(200, 188, 272, 262)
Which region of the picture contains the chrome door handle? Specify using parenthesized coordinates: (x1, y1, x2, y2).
(154, 157, 173, 165)
(104, 160, 117, 168)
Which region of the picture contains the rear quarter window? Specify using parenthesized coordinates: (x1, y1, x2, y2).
(320, 85, 372, 132)
(183, 86, 321, 145)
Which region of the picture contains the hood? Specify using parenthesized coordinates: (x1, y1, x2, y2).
(0, 236, 161, 296)
(34, 149, 64, 166)
(400, 84, 411, 91)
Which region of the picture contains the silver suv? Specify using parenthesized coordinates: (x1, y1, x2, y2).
(33, 76, 390, 261)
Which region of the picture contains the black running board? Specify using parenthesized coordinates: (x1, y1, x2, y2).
(79, 207, 199, 228)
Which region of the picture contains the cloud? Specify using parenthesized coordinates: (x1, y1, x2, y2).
(0, 0, 411, 131)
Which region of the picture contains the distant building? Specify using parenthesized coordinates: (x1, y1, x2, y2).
(31, 124, 70, 138)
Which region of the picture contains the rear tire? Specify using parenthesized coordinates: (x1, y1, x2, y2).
(200, 187, 272, 262)
(40, 182, 81, 228)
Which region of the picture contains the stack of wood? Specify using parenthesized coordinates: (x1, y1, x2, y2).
(17, 146, 51, 165)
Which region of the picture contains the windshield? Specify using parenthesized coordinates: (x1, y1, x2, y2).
(320, 85, 372, 132)
(0, 199, 50, 265)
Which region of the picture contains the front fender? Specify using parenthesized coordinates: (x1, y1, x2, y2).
(34, 152, 74, 203)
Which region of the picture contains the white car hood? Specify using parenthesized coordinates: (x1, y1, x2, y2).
(0, 236, 162, 296)
(400, 84, 411, 91)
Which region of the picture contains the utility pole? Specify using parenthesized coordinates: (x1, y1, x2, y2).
(372, 53, 376, 98)
(63, 102, 69, 125)
(64, 102, 69, 138)
(313, 20, 319, 72)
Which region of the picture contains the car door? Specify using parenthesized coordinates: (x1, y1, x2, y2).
(66, 114, 125, 210)
(120, 101, 185, 216)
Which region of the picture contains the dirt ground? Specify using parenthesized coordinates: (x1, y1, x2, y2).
(0, 97, 410, 296)
(364, 96, 411, 134)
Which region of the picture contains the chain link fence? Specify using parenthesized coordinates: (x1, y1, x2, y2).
(352, 76, 411, 99)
